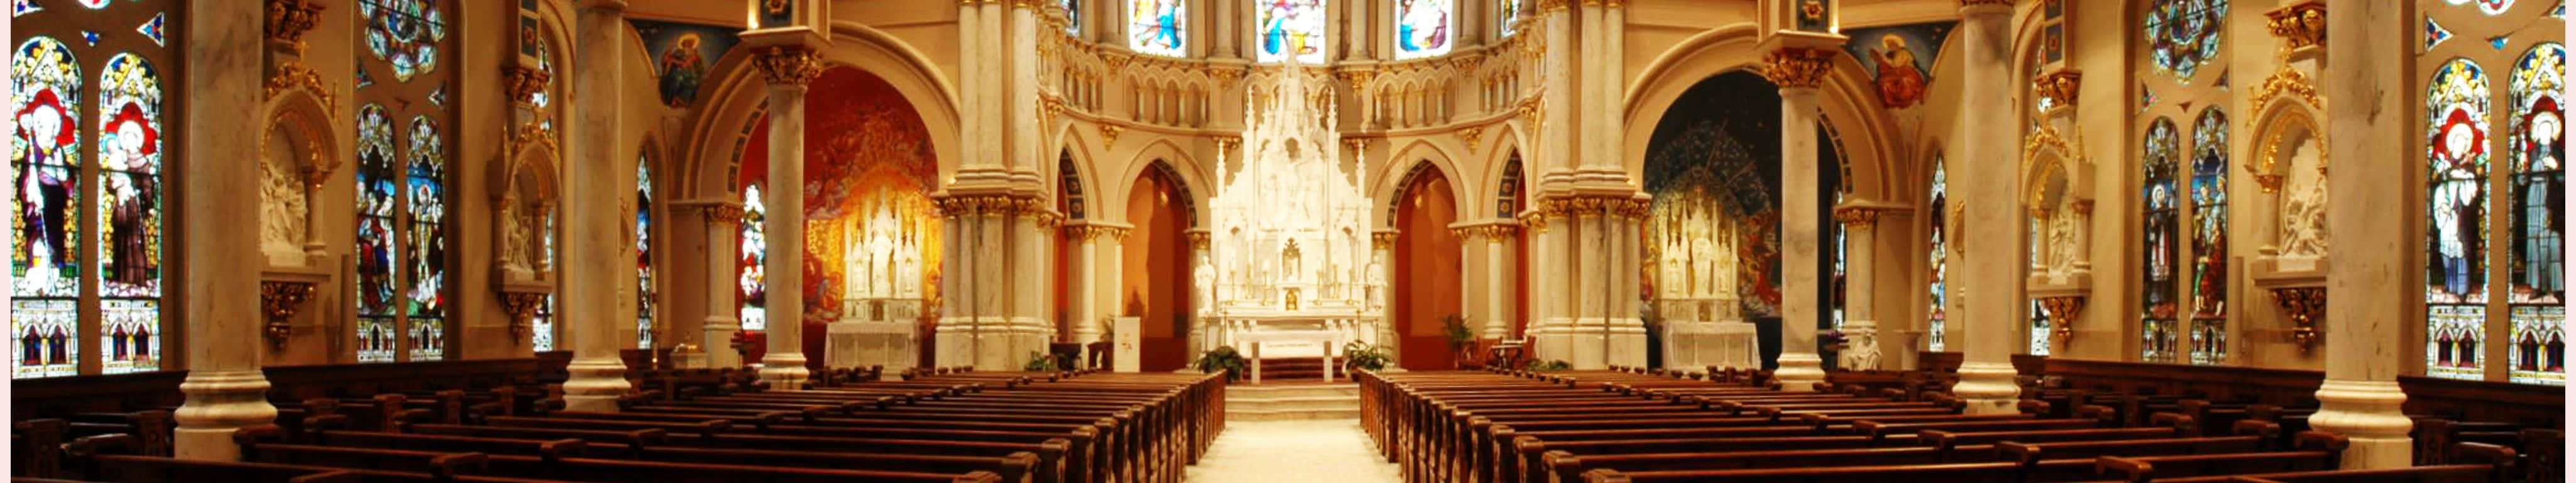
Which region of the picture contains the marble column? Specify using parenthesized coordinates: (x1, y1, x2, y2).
(700, 204, 744, 368)
(174, 0, 276, 460)
(1485, 226, 1515, 340)
(558, 0, 639, 413)
(1947, 0, 2023, 414)
(1069, 226, 1103, 343)
(2309, 0, 2414, 469)
(1761, 42, 1834, 392)
(753, 46, 823, 389)
(1837, 208, 1883, 370)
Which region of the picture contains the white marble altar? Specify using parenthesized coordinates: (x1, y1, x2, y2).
(1201, 57, 1385, 355)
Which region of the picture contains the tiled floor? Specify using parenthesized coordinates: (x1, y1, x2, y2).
(1185, 419, 1401, 482)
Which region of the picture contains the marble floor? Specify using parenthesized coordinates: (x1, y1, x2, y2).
(1184, 419, 1401, 482)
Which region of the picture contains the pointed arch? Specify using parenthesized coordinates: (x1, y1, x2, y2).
(1624, 25, 1898, 202)
(1109, 138, 1211, 226)
(676, 21, 962, 203)
(1373, 139, 1469, 225)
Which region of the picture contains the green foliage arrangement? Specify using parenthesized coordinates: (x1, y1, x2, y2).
(1442, 314, 1474, 351)
(1342, 340, 1392, 372)
(1525, 359, 1573, 372)
(1022, 351, 1061, 372)
(1194, 346, 1248, 381)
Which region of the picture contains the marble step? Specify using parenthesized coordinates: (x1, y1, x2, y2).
(1225, 407, 1362, 421)
(1227, 395, 1362, 411)
(1226, 384, 1360, 399)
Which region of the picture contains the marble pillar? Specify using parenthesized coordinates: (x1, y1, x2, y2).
(754, 46, 822, 389)
(174, 0, 276, 460)
(700, 204, 744, 368)
(1762, 42, 1835, 392)
(1947, 0, 2023, 414)
(1838, 208, 1883, 370)
(558, 0, 638, 413)
(1485, 226, 1515, 340)
(2309, 0, 2414, 469)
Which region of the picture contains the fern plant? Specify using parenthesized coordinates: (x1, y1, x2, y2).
(1194, 346, 1248, 382)
(1342, 340, 1392, 372)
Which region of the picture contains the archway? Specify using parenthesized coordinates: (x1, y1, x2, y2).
(1124, 162, 1194, 372)
(1641, 70, 1841, 370)
(1394, 164, 1465, 370)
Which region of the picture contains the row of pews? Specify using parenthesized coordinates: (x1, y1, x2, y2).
(16, 367, 1224, 483)
(1360, 366, 2540, 483)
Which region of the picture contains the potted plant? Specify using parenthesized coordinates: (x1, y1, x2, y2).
(1525, 359, 1572, 372)
(1443, 314, 1474, 365)
(1342, 340, 1392, 372)
(1194, 346, 1248, 382)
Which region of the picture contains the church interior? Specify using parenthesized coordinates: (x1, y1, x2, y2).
(6, 0, 2569, 480)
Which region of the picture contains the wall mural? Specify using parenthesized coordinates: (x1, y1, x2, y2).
(738, 67, 943, 331)
(1839, 21, 1953, 109)
(630, 19, 742, 108)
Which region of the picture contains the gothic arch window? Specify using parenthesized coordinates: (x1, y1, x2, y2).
(636, 150, 656, 350)
(1256, 0, 1326, 64)
(2140, 118, 2182, 363)
(2188, 108, 2228, 365)
(1394, 0, 1452, 60)
(2420, 0, 2562, 385)
(1925, 156, 1947, 352)
(1128, 0, 1186, 57)
(2142, 0, 2227, 83)
(11, 0, 179, 377)
(740, 184, 769, 332)
(355, 0, 454, 363)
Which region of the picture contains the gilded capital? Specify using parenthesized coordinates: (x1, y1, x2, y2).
(1833, 206, 1881, 229)
(265, 0, 326, 52)
(2032, 70, 2081, 109)
(1538, 0, 1570, 13)
(1370, 231, 1399, 250)
(1761, 47, 1837, 89)
(2265, 2, 2326, 51)
(754, 45, 826, 86)
(1099, 124, 1123, 148)
(503, 66, 551, 106)
(1957, 0, 2016, 8)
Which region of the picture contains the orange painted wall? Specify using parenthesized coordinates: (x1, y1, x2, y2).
(1122, 169, 1193, 372)
(1395, 169, 1465, 370)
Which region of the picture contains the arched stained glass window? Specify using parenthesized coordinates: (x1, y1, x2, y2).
(2142, 118, 2182, 363)
(740, 184, 769, 332)
(355, 104, 402, 363)
(356, 0, 452, 363)
(2426, 58, 2492, 380)
(12, 36, 83, 378)
(2142, 0, 2226, 82)
(1394, 0, 1452, 60)
(1926, 157, 1946, 352)
(1128, 0, 1186, 57)
(96, 52, 162, 374)
(1062, 0, 1082, 35)
(1256, 0, 1326, 64)
(1497, 0, 1522, 37)
(534, 214, 556, 351)
(2506, 43, 2564, 384)
(2187, 108, 2229, 365)
(637, 152, 657, 350)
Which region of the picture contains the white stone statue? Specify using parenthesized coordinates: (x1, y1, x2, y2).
(1195, 252, 1216, 313)
(260, 150, 307, 260)
(2047, 209, 2077, 272)
(501, 206, 534, 277)
(2281, 177, 2328, 257)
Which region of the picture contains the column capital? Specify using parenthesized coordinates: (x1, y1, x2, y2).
(1450, 223, 1521, 241)
(1760, 47, 1837, 89)
(1184, 229, 1209, 248)
(2266, 1, 2326, 51)
(1957, 0, 2017, 11)
(1538, 0, 1570, 13)
(1371, 230, 1399, 250)
(1063, 224, 1132, 242)
(263, 0, 325, 54)
(1534, 193, 1650, 221)
(1832, 206, 1884, 230)
(754, 45, 827, 87)
(503, 66, 551, 106)
(2033, 69, 2082, 110)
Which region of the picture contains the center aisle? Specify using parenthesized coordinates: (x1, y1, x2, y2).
(1184, 419, 1401, 482)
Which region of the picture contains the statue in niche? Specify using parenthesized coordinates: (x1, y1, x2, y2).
(1195, 252, 1215, 313)
(1280, 238, 1301, 284)
(261, 147, 307, 258)
(2047, 209, 2077, 272)
(2281, 175, 2327, 258)
(501, 203, 534, 277)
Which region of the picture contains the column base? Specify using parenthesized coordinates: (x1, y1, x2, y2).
(561, 355, 634, 413)
(174, 369, 278, 460)
(2309, 379, 2414, 469)
(759, 352, 811, 391)
(1951, 361, 2022, 414)
(702, 318, 743, 369)
(1773, 352, 1828, 392)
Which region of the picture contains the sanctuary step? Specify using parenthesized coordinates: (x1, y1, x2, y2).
(1255, 356, 1330, 382)
(1226, 381, 1361, 421)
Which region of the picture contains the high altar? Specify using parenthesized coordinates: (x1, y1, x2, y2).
(826, 189, 933, 373)
(1197, 61, 1385, 360)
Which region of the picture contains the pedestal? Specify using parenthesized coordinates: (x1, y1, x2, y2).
(1112, 316, 1142, 373)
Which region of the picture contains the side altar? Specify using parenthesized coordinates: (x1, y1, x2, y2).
(1195, 59, 1389, 361)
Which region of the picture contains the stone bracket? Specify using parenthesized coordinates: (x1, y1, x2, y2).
(257, 267, 328, 351)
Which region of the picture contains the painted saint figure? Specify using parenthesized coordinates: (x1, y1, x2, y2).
(658, 34, 705, 108)
(1873, 35, 1927, 109)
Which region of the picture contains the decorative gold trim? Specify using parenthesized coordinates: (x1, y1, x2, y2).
(1832, 206, 1881, 229)
(2040, 296, 2086, 348)
(1451, 224, 1521, 240)
(1370, 231, 1399, 250)
(2265, 2, 2326, 51)
(265, 0, 326, 53)
(2068, 199, 2093, 216)
(2269, 287, 2325, 352)
(1458, 126, 1484, 153)
(1099, 124, 1123, 148)
(1538, 0, 1570, 13)
(498, 292, 548, 341)
(754, 45, 827, 86)
(1958, 0, 2016, 7)
(1185, 230, 1209, 249)
(260, 280, 317, 350)
(1760, 47, 1836, 89)
(2032, 70, 2081, 110)
(933, 193, 1060, 227)
(263, 61, 336, 112)
(502, 66, 551, 107)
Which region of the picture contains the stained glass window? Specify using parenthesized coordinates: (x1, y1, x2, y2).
(2142, 0, 2227, 82)
(96, 52, 162, 374)
(2029, 301, 2051, 357)
(1497, 0, 1522, 37)
(2448, 0, 2519, 16)
(2426, 58, 2492, 380)
(532, 36, 554, 134)
(1062, 0, 1082, 35)
(2142, 118, 2182, 363)
(2188, 108, 2228, 365)
(360, 0, 447, 82)
(740, 184, 769, 332)
(637, 153, 656, 350)
(12, 36, 81, 379)
(1256, 0, 1326, 64)
(1128, 0, 1186, 57)
(402, 117, 446, 361)
(2507, 43, 2564, 384)
(1926, 158, 1946, 352)
(1394, 0, 1452, 60)
(355, 105, 401, 363)
(535, 213, 556, 352)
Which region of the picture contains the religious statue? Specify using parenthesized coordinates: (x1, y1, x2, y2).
(2281, 177, 2327, 257)
(261, 145, 309, 260)
(502, 206, 534, 277)
(2047, 209, 2078, 272)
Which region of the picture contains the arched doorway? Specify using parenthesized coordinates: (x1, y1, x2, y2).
(1641, 70, 1839, 370)
(1394, 164, 1464, 369)
(1124, 162, 1193, 372)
